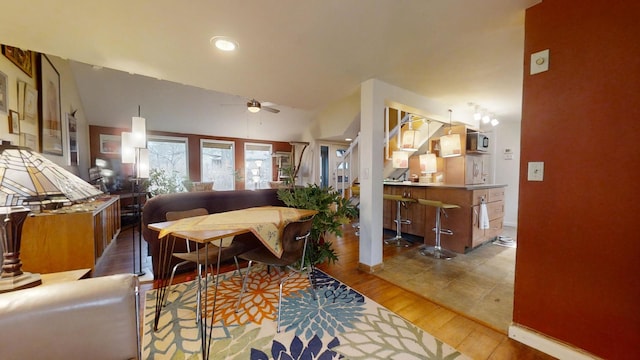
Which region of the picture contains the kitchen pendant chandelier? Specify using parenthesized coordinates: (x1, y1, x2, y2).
(392, 150, 409, 169)
(439, 109, 461, 158)
(419, 120, 437, 173)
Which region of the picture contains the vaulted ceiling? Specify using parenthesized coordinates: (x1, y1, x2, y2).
(0, 0, 539, 141)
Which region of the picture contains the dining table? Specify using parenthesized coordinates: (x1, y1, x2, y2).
(147, 205, 317, 359)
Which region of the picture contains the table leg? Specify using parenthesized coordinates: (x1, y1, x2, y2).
(200, 238, 224, 360)
(153, 235, 176, 331)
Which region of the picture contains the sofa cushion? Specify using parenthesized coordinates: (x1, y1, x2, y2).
(0, 274, 139, 360)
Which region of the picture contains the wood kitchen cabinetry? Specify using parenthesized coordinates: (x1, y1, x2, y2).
(21, 196, 121, 274)
(383, 183, 505, 253)
(382, 186, 426, 237)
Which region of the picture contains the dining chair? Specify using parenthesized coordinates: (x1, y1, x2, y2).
(235, 216, 316, 333)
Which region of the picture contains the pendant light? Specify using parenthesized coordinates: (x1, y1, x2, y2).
(439, 109, 461, 158)
(400, 115, 419, 151)
(392, 150, 409, 169)
(419, 120, 437, 173)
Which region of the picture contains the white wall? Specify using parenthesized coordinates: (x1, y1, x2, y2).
(489, 120, 521, 227)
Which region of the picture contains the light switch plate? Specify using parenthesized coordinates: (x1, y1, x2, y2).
(530, 49, 550, 75)
(528, 162, 544, 181)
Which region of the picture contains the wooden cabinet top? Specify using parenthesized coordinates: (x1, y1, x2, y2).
(33, 195, 119, 217)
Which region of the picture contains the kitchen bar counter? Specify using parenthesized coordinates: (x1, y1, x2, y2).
(383, 183, 506, 253)
(383, 181, 507, 191)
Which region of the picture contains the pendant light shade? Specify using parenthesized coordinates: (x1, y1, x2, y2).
(392, 150, 409, 169)
(439, 134, 462, 158)
(401, 129, 419, 151)
(137, 148, 150, 178)
(121, 132, 135, 164)
(440, 109, 461, 158)
(419, 153, 437, 174)
(131, 116, 146, 148)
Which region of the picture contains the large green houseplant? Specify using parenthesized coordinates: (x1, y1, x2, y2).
(277, 182, 358, 266)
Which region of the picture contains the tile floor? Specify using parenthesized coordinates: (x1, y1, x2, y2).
(375, 226, 517, 333)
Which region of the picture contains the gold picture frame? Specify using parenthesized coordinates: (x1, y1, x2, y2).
(2, 45, 33, 77)
(8, 110, 19, 134)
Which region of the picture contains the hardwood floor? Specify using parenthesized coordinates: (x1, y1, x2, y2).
(94, 222, 554, 360)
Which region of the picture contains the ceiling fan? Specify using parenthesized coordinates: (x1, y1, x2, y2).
(246, 99, 280, 114)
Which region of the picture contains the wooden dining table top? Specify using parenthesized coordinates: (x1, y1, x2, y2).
(148, 206, 317, 257)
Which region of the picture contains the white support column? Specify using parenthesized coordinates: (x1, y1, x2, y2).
(358, 79, 385, 269)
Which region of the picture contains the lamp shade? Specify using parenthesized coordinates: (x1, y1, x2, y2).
(0, 145, 103, 210)
(131, 116, 146, 148)
(419, 153, 437, 174)
(121, 132, 135, 164)
(401, 129, 419, 151)
(439, 134, 462, 158)
(392, 151, 409, 169)
(137, 148, 150, 178)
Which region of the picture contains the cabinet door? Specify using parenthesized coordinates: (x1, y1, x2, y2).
(488, 187, 505, 202)
(487, 201, 504, 221)
(485, 218, 504, 240)
(471, 205, 485, 247)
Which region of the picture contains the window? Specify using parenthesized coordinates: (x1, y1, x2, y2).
(244, 143, 272, 189)
(201, 139, 235, 190)
(147, 135, 188, 189)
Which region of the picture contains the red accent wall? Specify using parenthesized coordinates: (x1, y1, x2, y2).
(515, 1, 640, 358)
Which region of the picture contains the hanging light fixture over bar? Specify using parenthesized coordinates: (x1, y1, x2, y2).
(392, 150, 409, 169)
(439, 109, 462, 158)
(419, 153, 437, 173)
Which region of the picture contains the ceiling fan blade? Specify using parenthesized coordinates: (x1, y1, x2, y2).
(262, 106, 280, 114)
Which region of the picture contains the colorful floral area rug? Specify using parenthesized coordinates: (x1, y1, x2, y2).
(142, 267, 468, 359)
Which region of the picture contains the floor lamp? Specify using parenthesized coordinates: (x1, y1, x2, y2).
(0, 145, 103, 293)
(122, 111, 149, 277)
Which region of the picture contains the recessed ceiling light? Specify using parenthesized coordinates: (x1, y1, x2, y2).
(210, 36, 238, 51)
(345, 138, 353, 142)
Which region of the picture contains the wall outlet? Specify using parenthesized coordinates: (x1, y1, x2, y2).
(527, 162, 544, 181)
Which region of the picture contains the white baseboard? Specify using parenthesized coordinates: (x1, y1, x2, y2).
(503, 220, 517, 227)
(508, 324, 601, 360)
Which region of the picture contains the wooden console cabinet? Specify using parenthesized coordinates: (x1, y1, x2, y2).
(383, 183, 505, 253)
(21, 196, 121, 274)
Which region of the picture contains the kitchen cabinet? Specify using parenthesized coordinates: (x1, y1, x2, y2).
(21, 196, 121, 274)
(382, 185, 426, 237)
(428, 126, 490, 185)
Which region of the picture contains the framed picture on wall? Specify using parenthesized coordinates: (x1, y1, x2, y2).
(99, 134, 121, 154)
(22, 83, 38, 124)
(8, 110, 19, 134)
(39, 54, 63, 155)
(67, 112, 78, 166)
(1, 45, 33, 77)
(0, 70, 7, 113)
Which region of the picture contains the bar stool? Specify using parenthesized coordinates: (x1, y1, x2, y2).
(417, 199, 460, 259)
(383, 194, 417, 247)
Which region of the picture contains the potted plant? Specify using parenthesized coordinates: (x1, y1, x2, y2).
(277, 181, 358, 266)
(148, 168, 186, 196)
